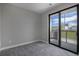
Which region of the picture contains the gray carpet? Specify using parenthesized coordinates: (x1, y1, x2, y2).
(50, 40, 77, 52)
(0, 41, 76, 56)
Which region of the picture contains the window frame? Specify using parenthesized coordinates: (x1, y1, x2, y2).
(49, 4, 79, 54)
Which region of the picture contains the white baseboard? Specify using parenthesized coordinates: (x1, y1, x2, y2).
(41, 40, 48, 44)
(0, 40, 39, 51)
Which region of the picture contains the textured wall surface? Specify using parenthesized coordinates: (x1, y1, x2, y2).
(0, 4, 42, 48)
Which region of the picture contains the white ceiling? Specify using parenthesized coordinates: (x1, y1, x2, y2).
(10, 3, 59, 14)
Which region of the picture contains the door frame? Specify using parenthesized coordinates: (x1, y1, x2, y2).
(49, 4, 79, 54)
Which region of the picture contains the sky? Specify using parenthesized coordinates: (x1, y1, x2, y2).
(50, 11, 77, 27)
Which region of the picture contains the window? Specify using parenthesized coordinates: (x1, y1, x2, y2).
(49, 5, 79, 54)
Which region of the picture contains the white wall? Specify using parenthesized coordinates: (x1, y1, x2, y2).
(41, 3, 77, 43)
(0, 4, 2, 48)
(0, 4, 42, 48)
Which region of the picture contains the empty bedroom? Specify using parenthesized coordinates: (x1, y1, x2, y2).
(0, 3, 79, 56)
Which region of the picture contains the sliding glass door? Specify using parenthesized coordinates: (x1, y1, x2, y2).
(49, 5, 78, 54)
(61, 7, 77, 52)
(50, 13, 59, 45)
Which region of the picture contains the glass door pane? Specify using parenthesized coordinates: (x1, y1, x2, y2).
(61, 7, 77, 52)
(50, 13, 59, 45)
